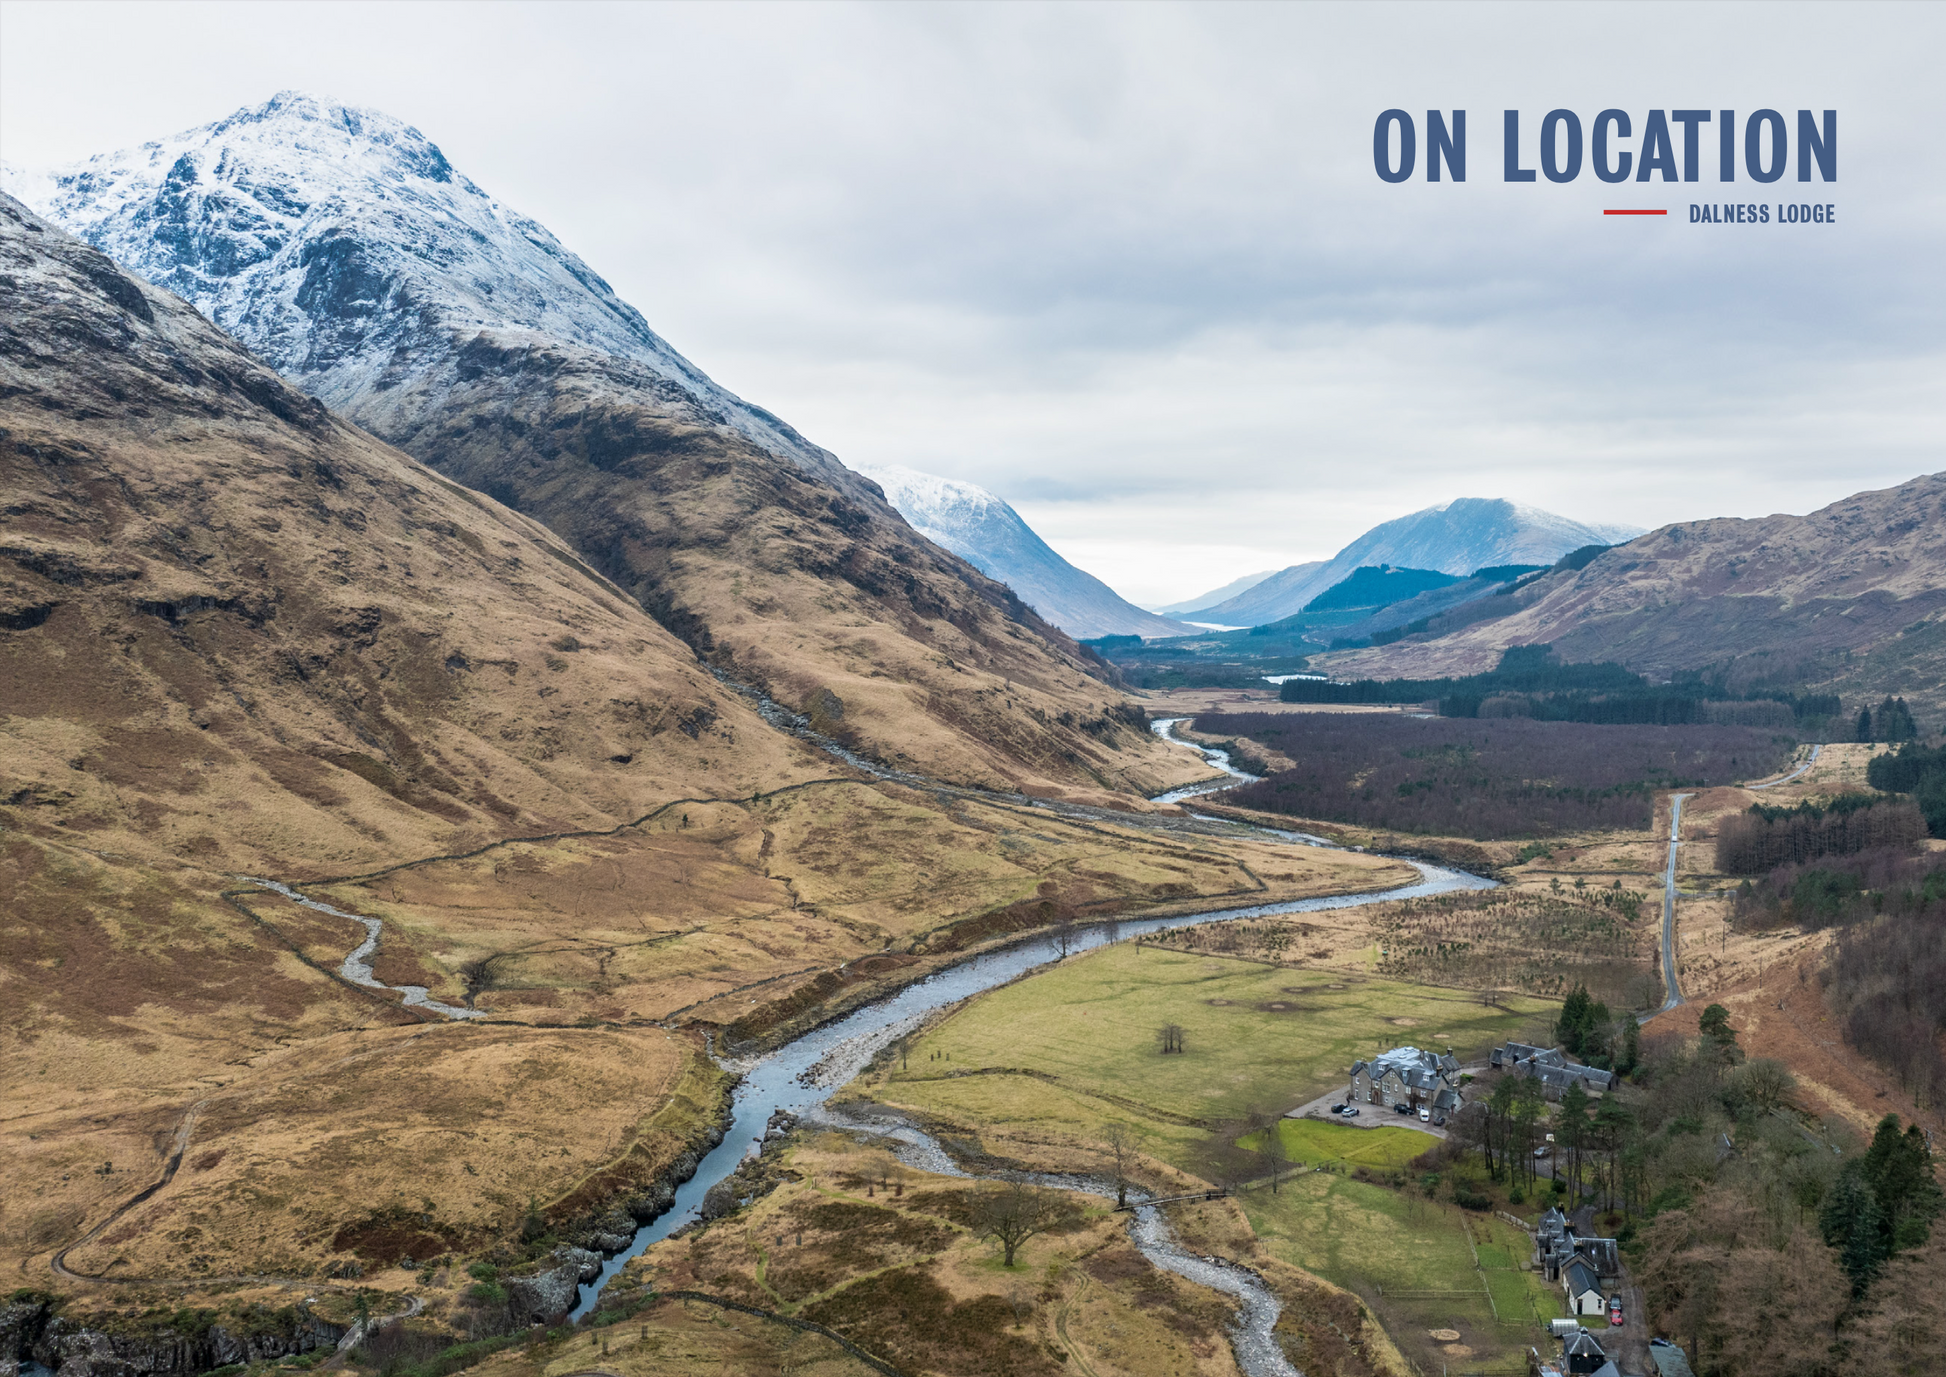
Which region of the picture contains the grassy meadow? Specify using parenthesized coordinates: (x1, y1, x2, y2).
(863, 938, 1567, 1375)
(1246, 1118, 1429, 1170)
(1242, 1174, 1562, 1375)
(879, 941, 1552, 1150)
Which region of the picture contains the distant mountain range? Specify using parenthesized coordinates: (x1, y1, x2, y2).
(1326, 473, 1946, 719)
(1148, 569, 1280, 617)
(1192, 499, 1642, 627)
(859, 466, 1187, 640)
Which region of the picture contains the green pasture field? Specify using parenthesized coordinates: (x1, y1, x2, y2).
(882, 942, 1551, 1141)
(1243, 1118, 1430, 1170)
(1243, 1172, 1563, 1373)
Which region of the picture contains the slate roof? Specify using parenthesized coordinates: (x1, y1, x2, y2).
(1564, 1328, 1607, 1359)
(1650, 1344, 1698, 1377)
(1566, 1259, 1602, 1298)
(1578, 1238, 1621, 1276)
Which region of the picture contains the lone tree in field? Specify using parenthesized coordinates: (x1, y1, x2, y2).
(1157, 1022, 1187, 1055)
(1102, 1122, 1139, 1208)
(1248, 1108, 1290, 1193)
(970, 1174, 1077, 1267)
(1052, 915, 1078, 959)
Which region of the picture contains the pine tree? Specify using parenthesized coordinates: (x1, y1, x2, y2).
(1876, 696, 1918, 744)
(1619, 1012, 1640, 1075)
(1697, 1003, 1743, 1066)
(1557, 984, 1591, 1056)
(1856, 706, 1874, 743)
(1558, 1082, 1591, 1200)
(1863, 1114, 1945, 1255)
(1821, 1161, 1888, 1292)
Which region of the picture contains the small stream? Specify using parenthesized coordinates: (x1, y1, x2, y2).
(555, 719, 1492, 1377)
(244, 878, 485, 1019)
(818, 1102, 1303, 1377)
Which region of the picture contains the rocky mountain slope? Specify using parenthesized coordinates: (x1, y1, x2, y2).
(1323, 473, 1946, 717)
(1197, 498, 1641, 627)
(7, 92, 1192, 799)
(0, 190, 818, 876)
(860, 463, 1187, 640)
(0, 186, 814, 1292)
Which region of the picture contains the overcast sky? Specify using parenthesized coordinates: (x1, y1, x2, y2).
(3, 1, 1941, 605)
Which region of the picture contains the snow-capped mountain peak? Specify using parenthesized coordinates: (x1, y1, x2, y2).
(861, 465, 1187, 640)
(2, 91, 831, 471)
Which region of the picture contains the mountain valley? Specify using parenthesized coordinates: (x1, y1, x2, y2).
(4, 83, 1943, 1377)
(0, 190, 1406, 1321)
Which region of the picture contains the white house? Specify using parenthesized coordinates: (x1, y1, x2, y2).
(1564, 1257, 1605, 1316)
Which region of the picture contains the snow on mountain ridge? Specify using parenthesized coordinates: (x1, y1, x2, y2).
(861, 464, 1188, 641)
(1194, 498, 1645, 627)
(1, 90, 832, 473)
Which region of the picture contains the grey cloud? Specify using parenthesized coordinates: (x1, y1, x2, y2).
(1, 0, 1939, 602)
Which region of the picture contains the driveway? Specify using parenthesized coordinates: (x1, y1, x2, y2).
(1284, 1086, 1449, 1140)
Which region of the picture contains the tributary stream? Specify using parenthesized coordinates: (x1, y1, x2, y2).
(553, 718, 1495, 1377)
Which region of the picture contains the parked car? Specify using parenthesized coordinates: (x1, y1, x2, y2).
(1393, 1102, 1411, 1114)
(1432, 1114, 1447, 1127)
(1534, 1145, 1553, 1159)
(1344, 1107, 1359, 1117)
(1418, 1108, 1431, 1122)
(1330, 1103, 1347, 1113)
(1609, 1295, 1624, 1326)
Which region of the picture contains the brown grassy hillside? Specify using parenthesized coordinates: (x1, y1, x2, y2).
(362, 337, 1187, 799)
(1323, 472, 1946, 716)
(1, 194, 1397, 1299)
(0, 195, 828, 876)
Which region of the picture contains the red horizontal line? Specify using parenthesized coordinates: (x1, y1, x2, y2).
(1604, 209, 1668, 216)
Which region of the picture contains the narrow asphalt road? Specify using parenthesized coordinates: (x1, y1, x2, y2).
(1745, 742, 1823, 791)
(1659, 794, 1693, 1014)
(1654, 745, 1825, 1017)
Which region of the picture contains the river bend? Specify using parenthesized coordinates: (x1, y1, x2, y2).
(557, 717, 1492, 1377)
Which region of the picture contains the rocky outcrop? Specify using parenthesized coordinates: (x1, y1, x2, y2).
(2, 1298, 345, 1377)
(559, 1085, 733, 1255)
(504, 1246, 601, 1327)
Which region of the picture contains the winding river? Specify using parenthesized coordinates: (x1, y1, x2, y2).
(550, 719, 1494, 1377)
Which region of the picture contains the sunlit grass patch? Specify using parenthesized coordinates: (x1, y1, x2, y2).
(890, 941, 1548, 1132)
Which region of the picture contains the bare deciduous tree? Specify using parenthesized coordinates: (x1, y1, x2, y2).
(1156, 1022, 1186, 1055)
(969, 1174, 1077, 1267)
(1250, 1107, 1290, 1192)
(1102, 1122, 1139, 1209)
(1729, 1058, 1796, 1116)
